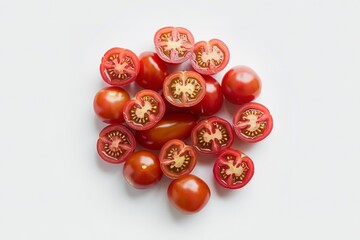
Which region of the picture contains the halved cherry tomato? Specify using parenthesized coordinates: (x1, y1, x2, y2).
(135, 113, 198, 150)
(163, 71, 206, 107)
(123, 90, 165, 131)
(100, 47, 140, 86)
(190, 39, 230, 75)
(159, 139, 197, 179)
(191, 116, 234, 154)
(97, 125, 136, 164)
(213, 148, 254, 189)
(154, 26, 195, 64)
(135, 52, 168, 91)
(233, 102, 273, 143)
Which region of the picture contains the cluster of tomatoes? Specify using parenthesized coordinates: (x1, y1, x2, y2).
(93, 26, 273, 214)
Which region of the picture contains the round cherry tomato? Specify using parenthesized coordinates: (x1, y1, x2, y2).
(135, 113, 198, 150)
(222, 66, 262, 104)
(100, 47, 140, 86)
(135, 52, 168, 91)
(189, 75, 223, 116)
(159, 139, 197, 179)
(97, 125, 136, 164)
(190, 39, 230, 75)
(213, 148, 254, 189)
(93, 87, 130, 124)
(123, 90, 165, 131)
(163, 71, 206, 107)
(154, 26, 195, 64)
(168, 174, 210, 214)
(233, 102, 273, 143)
(191, 116, 234, 154)
(123, 150, 163, 189)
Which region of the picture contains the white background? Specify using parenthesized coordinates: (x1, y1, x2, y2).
(0, 0, 359, 239)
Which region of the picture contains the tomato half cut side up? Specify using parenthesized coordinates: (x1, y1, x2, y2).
(233, 102, 273, 143)
(213, 148, 254, 189)
(154, 26, 195, 64)
(191, 117, 234, 154)
(163, 71, 206, 107)
(159, 139, 197, 179)
(97, 125, 136, 164)
(191, 39, 230, 75)
(100, 47, 140, 86)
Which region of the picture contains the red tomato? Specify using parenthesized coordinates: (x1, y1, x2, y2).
(100, 47, 140, 86)
(135, 52, 168, 91)
(168, 175, 210, 214)
(123, 90, 165, 131)
(191, 39, 230, 75)
(123, 150, 163, 189)
(213, 148, 254, 189)
(159, 139, 197, 179)
(222, 66, 262, 104)
(233, 102, 273, 143)
(135, 113, 198, 150)
(163, 71, 206, 107)
(154, 26, 195, 64)
(191, 116, 234, 154)
(189, 75, 223, 116)
(97, 125, 136, 164)
(93, 87, 130, 124)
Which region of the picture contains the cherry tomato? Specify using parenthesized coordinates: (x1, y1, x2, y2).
(123, 150, 163, 189)
(233, 102, 273, 143)
(135, 113, 198, 150)
(135, 52, 168, 91)
(154, 26, 195, 64)
(213, 148, 254, 189)
(222, 66, 262, 104)
(191, 116, 234, 154)
(123, 90, 165, 131)
(168, 174, 210, 214)
(191, 39, 230, 75)
(93, 87, 130, 124)
(97, 125, 136, 164)
(159, 139, 197, 179)
(100, 47, 140, 86)
(163, 71, 206, 107)
(189, 75, 223, 116)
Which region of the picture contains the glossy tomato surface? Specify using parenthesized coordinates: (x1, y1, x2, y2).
(168, 174, 210, 214)
(213, 148, 254, 189)
(123, 150, 163, 189)
(135, 52, 168, 91)
(222, 66, 262, 104)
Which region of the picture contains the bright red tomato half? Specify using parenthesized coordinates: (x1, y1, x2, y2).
(100, 47, 140, 86)
(213, 148, 254, 189)
(233, 102, 273, 143)
(191, 39, 230, 75)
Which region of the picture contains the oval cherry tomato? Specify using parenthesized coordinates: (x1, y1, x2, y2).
(159, 139, 197, 179)
(123, 90, 165, 131)
(163, 71, 206, 107)
(135, 52, 168, 91)
(222, 66, 262, 104)
(97, 125, 136, 164)
(154, 26, 195, 64)
(191, 39, 230, 75)
(233, 102, 273, 143)
(191, 116, 234, 154)
(100, 47, 140, 86)
(135, 113, 198, 150)
(213, 148, 254, 189)
(123, 150, 163, 189)
(168, 174, 210, 214)
(189, 75, 223, 116)
(93, 87, 130, 124)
